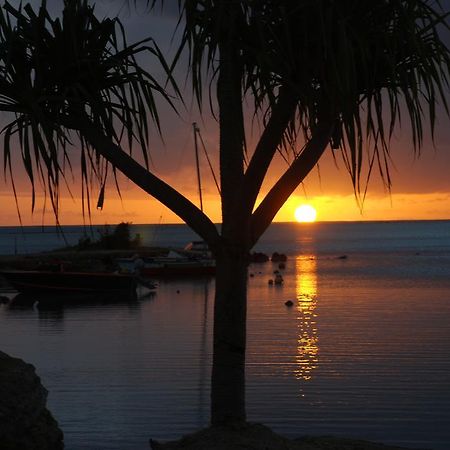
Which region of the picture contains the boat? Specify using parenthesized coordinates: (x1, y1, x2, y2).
(117, 250, 215, 277)
(140, 255, 215, 277)
(184, 240, 213, 258)
(116, 124, 217, 278)
(0, 270, 139, 297)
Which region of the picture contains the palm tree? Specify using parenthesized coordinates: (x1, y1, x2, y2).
(1, 0, 449, 429)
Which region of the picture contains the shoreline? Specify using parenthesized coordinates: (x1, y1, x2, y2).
(0, 247, 167, 291)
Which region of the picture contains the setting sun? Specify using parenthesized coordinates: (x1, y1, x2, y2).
(294, 204, 317, 223)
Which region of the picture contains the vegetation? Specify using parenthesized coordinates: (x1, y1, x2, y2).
(0, 0, 448, 435)
(77, 222, 142, 250)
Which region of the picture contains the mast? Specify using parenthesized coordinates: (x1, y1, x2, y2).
(193, 122, 204, 212)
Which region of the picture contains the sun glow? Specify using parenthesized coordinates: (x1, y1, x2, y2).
(294, 204, 317, 223)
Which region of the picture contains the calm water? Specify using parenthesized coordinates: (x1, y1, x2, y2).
(1, 221, 450, 449)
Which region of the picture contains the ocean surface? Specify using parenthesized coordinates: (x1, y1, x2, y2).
(1, 221, 450, 450)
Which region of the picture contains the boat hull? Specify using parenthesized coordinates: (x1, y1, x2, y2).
(0, 270, 137, 296)
(140, 264, 215, 277)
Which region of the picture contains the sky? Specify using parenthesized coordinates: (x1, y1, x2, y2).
(0, 0, 449, 226)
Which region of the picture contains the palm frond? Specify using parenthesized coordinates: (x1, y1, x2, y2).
(176, 0, 450, 194)
(0, 0, 173, 218)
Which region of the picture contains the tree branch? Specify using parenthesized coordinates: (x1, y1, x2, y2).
(71, 118, 221, 250)
(250, 119, 333, 247)
(242, 86, 297, 214)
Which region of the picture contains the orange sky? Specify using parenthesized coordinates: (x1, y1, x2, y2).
(0, 1, 449, 227)
(1, 113, 449, 226)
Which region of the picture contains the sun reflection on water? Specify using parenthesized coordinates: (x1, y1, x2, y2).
(294, 256, 319, 382)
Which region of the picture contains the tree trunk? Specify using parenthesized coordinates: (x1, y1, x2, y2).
(210, 0, 248, 426)
(211, 250, 248, 425)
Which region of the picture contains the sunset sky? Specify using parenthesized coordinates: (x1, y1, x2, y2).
(1, 0, 449, 226)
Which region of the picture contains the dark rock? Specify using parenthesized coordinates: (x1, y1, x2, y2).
(271, 252, 287, 262)
(274, 274, 284, 285)
(150, 423, 295, 450)
(250, 252, 269, 263)
(278, 262, 286, 270)
(337, 255, 348, 260)
(0, 351, 64, 450)
(285, 300, 294, 307)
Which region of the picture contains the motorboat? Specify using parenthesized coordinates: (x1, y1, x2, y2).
(117, 250, 215, 277)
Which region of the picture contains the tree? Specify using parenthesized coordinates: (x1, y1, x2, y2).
(0, 0, 449, 429)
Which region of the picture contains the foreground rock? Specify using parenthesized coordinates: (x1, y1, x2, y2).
(150, 423, 421, 450)
(0, 351, 64, 450)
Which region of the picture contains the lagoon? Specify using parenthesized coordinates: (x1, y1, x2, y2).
(1, 221, 450, 449)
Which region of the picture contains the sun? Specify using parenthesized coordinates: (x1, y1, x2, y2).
(294, 204, 317, 223)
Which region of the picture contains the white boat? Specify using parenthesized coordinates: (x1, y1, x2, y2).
(117, 251, 215, 277)
(117, 125, 218, 278)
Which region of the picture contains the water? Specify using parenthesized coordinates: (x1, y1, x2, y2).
(2, 220, 449, 257)
(1, 221, 450, 449)
(0, 223, 204, 255)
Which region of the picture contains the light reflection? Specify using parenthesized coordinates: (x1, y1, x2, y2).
(294, 255, 319, 381)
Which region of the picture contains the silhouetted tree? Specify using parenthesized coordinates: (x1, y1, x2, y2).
(96, 222, 135, 249)
(0, 0, 449, 427)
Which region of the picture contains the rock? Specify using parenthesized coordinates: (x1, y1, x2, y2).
(150, 423, 297, 450)
(271, 252, 287, 262)
(274, 274, 284, 285)
(250, 252, 269, 263)
(0, 351, 64, 450)
(285, 300, 294, 307)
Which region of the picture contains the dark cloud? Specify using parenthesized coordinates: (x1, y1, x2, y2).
(93, 0, 180, 19)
